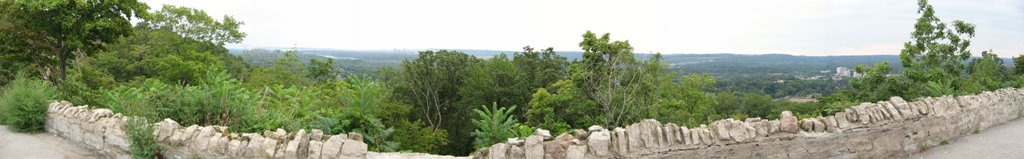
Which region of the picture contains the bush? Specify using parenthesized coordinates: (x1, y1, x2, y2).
(470, 103, 519, 148)
(125, 117, 161, 158)
(0, 75, 57, 133)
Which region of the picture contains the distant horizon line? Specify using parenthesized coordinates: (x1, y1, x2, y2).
(227, 46, 904, 57)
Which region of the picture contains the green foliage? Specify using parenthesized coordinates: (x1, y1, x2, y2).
(1013, 55, 1024, 76)
(0, 75, 57, 133)
(125, 117, 161, 158)
(0, 0, 148, 79)
(967, 51, 1009, 91)
(391, 120, 448, 153)
(471, 103, 519, 149)
(898, 0, 976, 98)
(59, 56, 117, 106)
(658, 74, 719, 127)
(571, 31, 668, 126)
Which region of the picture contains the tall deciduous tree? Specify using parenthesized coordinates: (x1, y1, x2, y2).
(571, 31, 667, 126)
(0, 0, 148, 80)
(898, 0, 975, 97)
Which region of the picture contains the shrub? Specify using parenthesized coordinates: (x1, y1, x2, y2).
(470, 102, 519, 148)
(125, 117, 161, 158)
(0, 75, 57, 133)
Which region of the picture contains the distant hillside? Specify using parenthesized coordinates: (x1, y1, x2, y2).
(235, 48, 1015, 79)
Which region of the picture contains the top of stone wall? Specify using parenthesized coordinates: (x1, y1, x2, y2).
(46, 101, 370, 159)
(475, 88, 1024, 159)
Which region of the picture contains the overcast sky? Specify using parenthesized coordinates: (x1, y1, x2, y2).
(142, 0, 1023, 56)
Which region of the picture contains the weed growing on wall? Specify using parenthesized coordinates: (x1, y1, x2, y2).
(125, 117, 161, 158)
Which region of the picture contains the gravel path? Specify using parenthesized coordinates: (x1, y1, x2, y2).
(911, 118, 1024, 159)
(0, 125, 100, 159)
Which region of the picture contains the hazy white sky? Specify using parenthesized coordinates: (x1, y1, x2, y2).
(142, 0, 1023, 56)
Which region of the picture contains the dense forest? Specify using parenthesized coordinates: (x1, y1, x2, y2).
(0, 0, 1022, 157)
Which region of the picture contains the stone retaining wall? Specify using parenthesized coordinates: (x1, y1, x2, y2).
(475, 88, 1024, 159)
(45, 101, 368, 159)
(42, 88, 1024, 159)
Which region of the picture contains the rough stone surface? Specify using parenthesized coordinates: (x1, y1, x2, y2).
(587, 129, 611, 157)
(780, 111, 799, 133)
(565, 145, 587, 159)
(524, 135, 544, 159)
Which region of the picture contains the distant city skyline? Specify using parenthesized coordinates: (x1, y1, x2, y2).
(144, 0, 1023, 57)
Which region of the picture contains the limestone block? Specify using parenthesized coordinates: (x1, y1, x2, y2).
(535, 128, 552, 139)
(321, 135, 346, 159)
(488, 143, 508, 159)
(311, 129, 324, 141)
(780, 111, 799, 133)
(191, 126, 216, 151)
(638, 119, 662, 148)
(613, 127, 627, 155)
(508, 145, 525, 159)
(294, 129, 311, 159)
(664, 123, 679, 145)
(768, 120, 780, 134)
(347, 132, 363, 141)
(102, 124, 130, 151)
(855, 104, 871, 124)
(508, 137, 525, 146)
(588, 125, 604, 132)
(285, 140, 301, 159)
(688, 127, 700, 145)
(307, 140, 323, 159)
(524, 135, 544, 159)
(566, 145, 587, 159)
(572, 129, 588, 141)
(835, 112, 851, 129)
(275, 144, 287, 159)
(680, 127, 692, 145)
(813, 118, 825, 132)
(209, 135, 230, 156)
(729, 121, 756, 142)
(753, 121, 768, 137)
(801, 119, 814, 132)
(339, 139, 367, 158)
(881, 101, 903, 120)
(714, 119, 732, 141)
(261, 138, 279, 158)
(699, 126, 714, 145)
(543, 140, 570, 159)
(156, 118, 180, 142)
(587, 130, 611, 157)
(170, 125, 199, 144)
(227, 139, 244, 157)
(624, 124, 643, 152)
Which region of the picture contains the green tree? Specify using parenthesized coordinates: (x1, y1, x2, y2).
(307, 58, 339, 82)
(966, 51, 1009, 91)
(1013, 54, 1024, 76)
(0, 0, 148, 80)
(91, 5, 248, 84)
(571, 31, 667, 126)
(392, 50, 476, 155)
(513, 46, 568, 91)
(458, 54, 530, 118)
(658, 74, 718, 127)
(898, 0, 976, 98)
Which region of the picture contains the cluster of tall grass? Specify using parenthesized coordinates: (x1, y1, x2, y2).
(0, 75, 56, 133)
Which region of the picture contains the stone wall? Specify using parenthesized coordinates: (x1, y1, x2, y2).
(45, 101, 368, 159)
(476, 88, 1024, 159)
(42, 88, 1024, 159)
